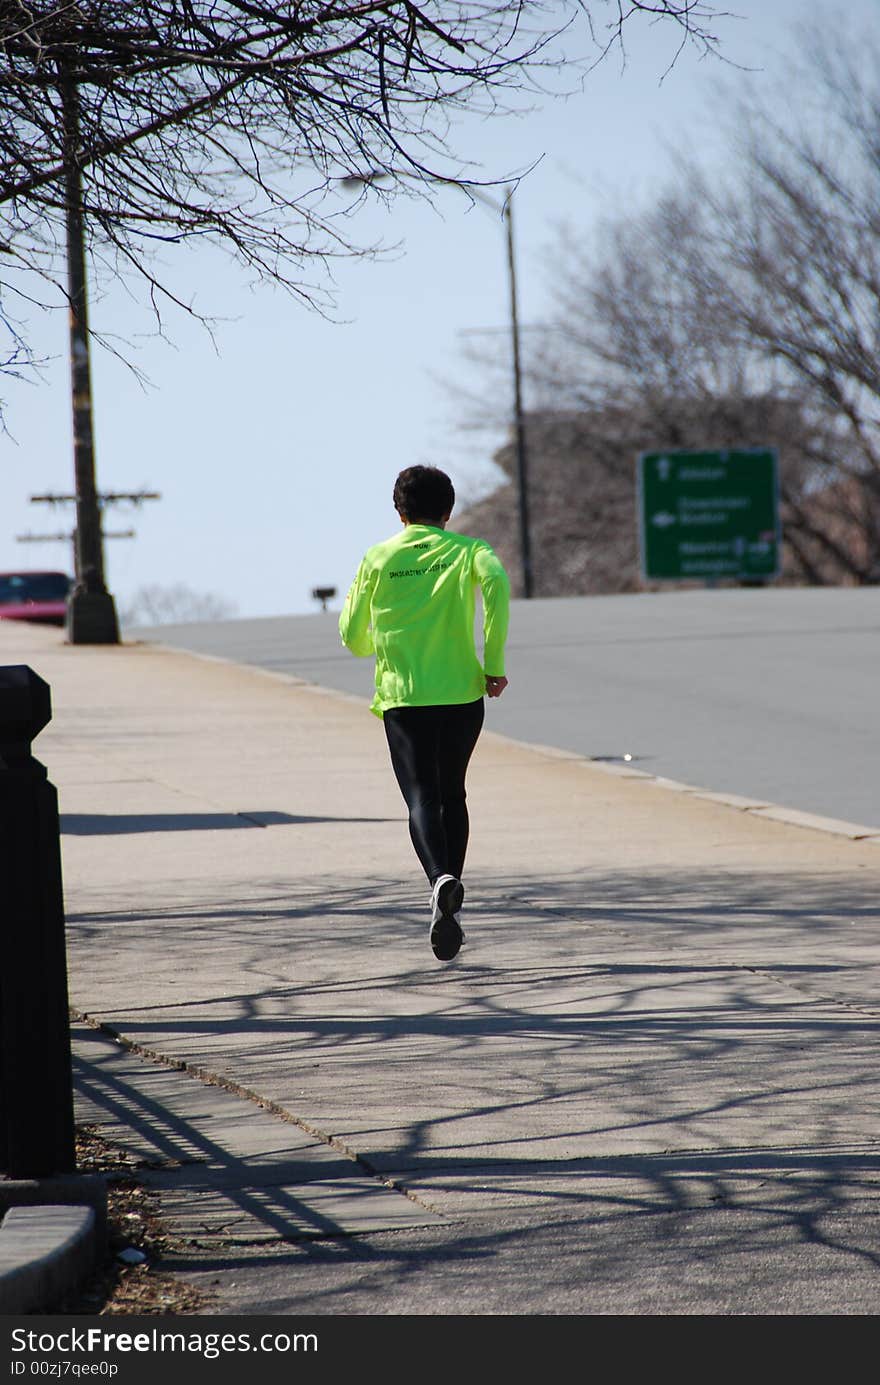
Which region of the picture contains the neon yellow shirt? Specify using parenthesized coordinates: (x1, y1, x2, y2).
(339, 524, 510, 717)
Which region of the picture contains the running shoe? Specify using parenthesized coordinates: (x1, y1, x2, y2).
(429, 875, 465, 961)
(430, 874, 464, 923)
(430, 913, 464, 961)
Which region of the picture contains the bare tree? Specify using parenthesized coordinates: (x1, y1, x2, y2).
(490, 17, 880, 588)
(119, 582, 237, 626)
(700, 25, 880, 581)
(0, 1, 730, 639)
(0, 1, 727, 340)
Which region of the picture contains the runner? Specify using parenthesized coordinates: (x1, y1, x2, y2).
(339, 465, 510, 961)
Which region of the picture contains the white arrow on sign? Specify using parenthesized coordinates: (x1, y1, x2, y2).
(651, 510, 676, 528)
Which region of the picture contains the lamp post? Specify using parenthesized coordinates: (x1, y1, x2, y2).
(344, 172, 533, 598)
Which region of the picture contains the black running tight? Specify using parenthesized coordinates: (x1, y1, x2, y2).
(382, 699, 485, 884)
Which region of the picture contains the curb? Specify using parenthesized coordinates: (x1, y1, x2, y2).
(0, 1206, 97, 1315)
(483, 731, 880, 844)
(139, 637, 880, 846)
(581, 756, 880, 843)
(0, 1175, 107, 1314)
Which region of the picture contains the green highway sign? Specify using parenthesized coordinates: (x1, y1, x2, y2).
(637, 448, 780, 582)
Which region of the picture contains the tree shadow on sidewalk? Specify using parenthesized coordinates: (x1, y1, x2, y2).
(158, 1144, 880, 1315)
(67, 865, 880, 1311)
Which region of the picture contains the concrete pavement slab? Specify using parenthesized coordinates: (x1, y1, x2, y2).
(173, 1194, 880, 1316)
(73, 1023, 441, 1245)
(2, 620, 880, 1314)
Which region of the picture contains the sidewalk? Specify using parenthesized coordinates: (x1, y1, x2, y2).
(2, 619, 880, 1315)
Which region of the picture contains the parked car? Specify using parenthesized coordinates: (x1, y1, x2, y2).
(0, 571, 72, 626)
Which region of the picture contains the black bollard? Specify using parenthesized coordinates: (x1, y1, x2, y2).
(0, 665, 76, 1177)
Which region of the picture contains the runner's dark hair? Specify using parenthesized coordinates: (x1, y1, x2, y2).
(393, 466, 455, 523)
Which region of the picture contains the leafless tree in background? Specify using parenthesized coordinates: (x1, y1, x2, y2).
(501, 18, 880, 588)
(704, 24, 880, 581)
(119, 581, 237, 625)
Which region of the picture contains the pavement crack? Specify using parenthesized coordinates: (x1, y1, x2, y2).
(72, 1008, 439, 1216)
(741, 967, 880, 1019)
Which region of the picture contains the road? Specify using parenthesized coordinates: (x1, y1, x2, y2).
(132, 585, 880, 831)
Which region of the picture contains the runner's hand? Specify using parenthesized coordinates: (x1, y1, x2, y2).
(485, 676, 508, 698)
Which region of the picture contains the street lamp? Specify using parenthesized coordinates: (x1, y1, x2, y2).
(343, 172, 533, 598)
(475, 183, 533, 600)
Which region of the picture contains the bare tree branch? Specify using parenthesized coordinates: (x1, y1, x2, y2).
(0, 0, 729, 365)
(470, 15, 880, 590)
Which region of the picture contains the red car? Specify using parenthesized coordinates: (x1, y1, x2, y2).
(0, 571, 72, 626)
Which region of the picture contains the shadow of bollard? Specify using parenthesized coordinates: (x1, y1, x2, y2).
(0, 665, 76, 1178)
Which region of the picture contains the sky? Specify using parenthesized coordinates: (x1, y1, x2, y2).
(0, 1, 871, 622)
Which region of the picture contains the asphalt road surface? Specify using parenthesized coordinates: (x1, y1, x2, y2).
(132, 585, 880, 831)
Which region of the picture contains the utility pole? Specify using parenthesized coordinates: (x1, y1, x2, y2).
(23, 491, 158, 577)
(59, 63, 119, 644)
